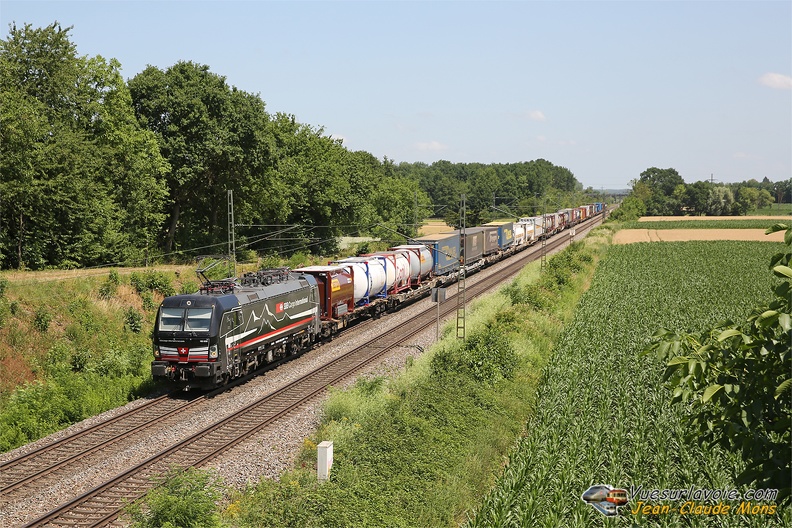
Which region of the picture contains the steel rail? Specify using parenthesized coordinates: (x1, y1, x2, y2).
(25, 214, 603, 527)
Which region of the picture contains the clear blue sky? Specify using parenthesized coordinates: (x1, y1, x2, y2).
(2, 0, 790, 190)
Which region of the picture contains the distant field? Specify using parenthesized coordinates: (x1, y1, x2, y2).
(625, 219, 786, 230)
(418, 220, 453, 236)
(614, 228, 784, 244)
(751, 203, 792, 216)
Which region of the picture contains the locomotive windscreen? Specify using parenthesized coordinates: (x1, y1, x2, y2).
(158, 307, 214, 332)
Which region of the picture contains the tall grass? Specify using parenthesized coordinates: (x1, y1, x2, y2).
(0, 268, 197, 452)
(217, 231, 612, 527)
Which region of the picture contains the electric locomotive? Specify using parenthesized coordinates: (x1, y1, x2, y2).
(151, 268, 320, 390)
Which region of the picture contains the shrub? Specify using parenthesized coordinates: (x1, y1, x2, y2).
(431, 325, 517, 385)
(179, 282, 198, 295)
(33, 307, 52, 332)
(125, 466, 223, 528)
(98, 281, 116, 300)
(125, 308, 143, 334)
(0, 299, 10, 330)
(0, 275, 8, 297)
(71, 349, 92, 372)
(141, 292, 156, 311)
(130, 271, 175, 297)
(108, 269, 120, 285)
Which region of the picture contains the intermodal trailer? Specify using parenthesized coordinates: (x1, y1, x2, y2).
(443, 228, 484, 265)
(410, 232, 461, 275)
(483, 221, 515, 250)
(466, 226, 500, 256)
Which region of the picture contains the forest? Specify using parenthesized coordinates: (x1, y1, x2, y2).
(611, 167, 791, 222)
(0, 22, 590, 271)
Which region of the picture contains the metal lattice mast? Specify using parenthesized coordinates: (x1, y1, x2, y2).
(540, 195, 548, 272)
(228, 189, 236, 278)
(456, 194, 466, 341)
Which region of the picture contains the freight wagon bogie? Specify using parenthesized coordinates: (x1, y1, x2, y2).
(152, 203, 605, 390)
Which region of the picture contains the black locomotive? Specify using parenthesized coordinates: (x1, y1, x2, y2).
(152, 268, 320, 390)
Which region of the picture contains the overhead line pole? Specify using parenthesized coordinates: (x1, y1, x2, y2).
(228, 189, 236, 278)
(456, 194, 466, 341)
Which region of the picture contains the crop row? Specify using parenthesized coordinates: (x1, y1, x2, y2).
(466, 240, 789, 527)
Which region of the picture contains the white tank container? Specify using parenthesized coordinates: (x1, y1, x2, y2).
(367, 254, 397, 292)
(378, 251, 410, 289)
(513, 224, 525, 246)
(332, 257, 387, 301)
(332, 258, 369, 302)
(391, 245, 433, 279)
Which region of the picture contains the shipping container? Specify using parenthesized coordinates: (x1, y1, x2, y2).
(440, 229, 484, 265)
(409, 232, 461, 275)
(466, 226, 500, 256)
(293, 265, 354, 320)
(483, 221, 515, 250)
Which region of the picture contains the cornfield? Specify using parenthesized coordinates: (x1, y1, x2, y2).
(466, 241, 790, 527)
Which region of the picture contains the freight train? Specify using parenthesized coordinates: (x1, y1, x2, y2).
(151, 203, 606, 389)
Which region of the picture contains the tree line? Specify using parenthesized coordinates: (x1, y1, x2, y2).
(0, 22, 590, 271)
(611, 167, 791, 221)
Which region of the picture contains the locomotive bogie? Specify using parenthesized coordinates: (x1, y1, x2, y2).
(152, 203, 607, 390)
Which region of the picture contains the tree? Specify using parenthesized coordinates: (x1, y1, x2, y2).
(683, 180, 712, 215)
(129, 62, 280, 256)
(0, 22, 167, 269)
(639, 167, 685, 196)
(736, 186, 760, 215)
(707, 186, 735, 216)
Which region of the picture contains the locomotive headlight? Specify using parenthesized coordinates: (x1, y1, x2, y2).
(153, 347, 161, 358)
(209, 344, 218, 360)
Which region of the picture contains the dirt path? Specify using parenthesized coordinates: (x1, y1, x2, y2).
(614, 229, 785, 245)
(637, 215, 791, 222)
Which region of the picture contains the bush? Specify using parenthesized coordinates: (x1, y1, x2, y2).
(141, 291, 156, 311)
(130, 271, 175, 297)
(98, 281, 116, 300)
(0, 275, 8, 297)
(0, 299, 10, 330)
(33, 307, 52, 332)
(179, 282, 198, 295)
(125, 308, 143, 334)
(431, 325, 518, 385)
(126, 466, 223, 528)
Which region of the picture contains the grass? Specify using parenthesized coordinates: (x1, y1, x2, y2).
(160, 229, 614, 527)
(751, 203, 792, 216)
(0, 268, 188, 451)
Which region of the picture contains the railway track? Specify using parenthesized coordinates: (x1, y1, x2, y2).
(18, 215, 602, 527)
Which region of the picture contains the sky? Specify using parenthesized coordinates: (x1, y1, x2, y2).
(1, 1, 790, 190)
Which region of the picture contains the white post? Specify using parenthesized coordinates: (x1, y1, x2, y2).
(317, 440, 334, 482)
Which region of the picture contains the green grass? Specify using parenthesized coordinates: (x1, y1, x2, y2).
(0, 269, 188, 452)
(213, 232, 612, 527)
(751, 203, 792, 216)
(465, 241, 790, 527)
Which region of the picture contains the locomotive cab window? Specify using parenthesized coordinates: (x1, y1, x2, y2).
(159, 308, 184, 331)
(185, 308, 213, 332)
